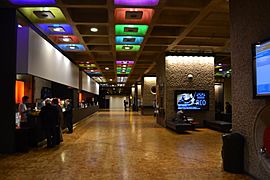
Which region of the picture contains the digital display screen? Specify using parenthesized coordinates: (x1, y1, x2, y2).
(175, 90, 209, 111)
(255, 40, 270, 96)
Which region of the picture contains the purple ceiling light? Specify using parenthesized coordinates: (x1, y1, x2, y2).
(9, 0, 56, 5)
(114, 0, 159, 6)
(116, 60, 134, 65)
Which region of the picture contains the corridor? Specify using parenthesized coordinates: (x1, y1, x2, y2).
(0, 111, 250, 180)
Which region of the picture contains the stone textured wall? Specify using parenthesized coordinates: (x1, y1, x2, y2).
(165, 56, 215, 125)
(230, 0, 270, 178)
(142, 77, 156, 106)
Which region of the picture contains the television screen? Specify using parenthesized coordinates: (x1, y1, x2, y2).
(254, 39, 270, 96)
(175, 90, 209, 111)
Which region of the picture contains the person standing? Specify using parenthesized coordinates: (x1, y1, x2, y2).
(52, 98, 63, 144)
(225, 102, 232, 114)
(65, 99, 73, 133)
(18, 96, 30, 128)
(40, 98, 59, 148)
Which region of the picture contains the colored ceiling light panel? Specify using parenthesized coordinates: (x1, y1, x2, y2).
(19, 7, 66, 24)
(115, 36, 144, 45)
(117, 76, 128, 83)
(9, 0, 56, 5)
(116, 60, 135, 65)
(115, 25, 149, 36)
(58, 44, 85, 51)
(85, 70, 102, 75)
(114, 0, 159, 6)
(114, 8, 154, 25)
(49, 35, 79, 44)
(116, 45, 140, 51)
(38, 24, 73, 35)
(78, 64, 96, 68)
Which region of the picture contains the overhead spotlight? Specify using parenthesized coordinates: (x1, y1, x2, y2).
(90, 27, 98, 32)
(105, 67, 109, 70)
(109, 79, 113, 81)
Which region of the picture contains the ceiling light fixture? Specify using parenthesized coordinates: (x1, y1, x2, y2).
(90, 27, 98, 32)
(105, 67, 109, 70)
(110, 79, 113, 81)
(18, 24, 22, 28)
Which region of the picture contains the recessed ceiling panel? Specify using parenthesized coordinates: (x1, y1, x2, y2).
(9, 0, 56, 5)
(58, 44, 86, 51)
(49, 35, 79, 44)
(68, 8, 108, 23)
(115, 36, 144, 45)
(114, 0, 159, 6)
(77, 25, 108, 36)
(115, 8, 154, 25)
(38, 24, 73, 35)
(116, 45, 141, 51)
(115, 25, 148, 36)
(19, 7, 66, 24)
(151, 26, 184, 36)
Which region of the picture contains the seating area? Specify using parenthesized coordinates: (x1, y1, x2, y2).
(204, 113, 232, 132)
(166, 117, 198, 133)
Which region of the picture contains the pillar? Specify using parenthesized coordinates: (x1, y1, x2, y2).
(0, 8, 17, 153)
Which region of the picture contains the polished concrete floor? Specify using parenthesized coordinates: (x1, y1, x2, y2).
(0, 110, 251, 180)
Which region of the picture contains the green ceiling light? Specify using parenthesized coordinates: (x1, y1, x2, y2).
(19, 7, 67, 24)
(78, 64, 96, 68)
(115, 25, 149, 36)
(116, 45, 140, 51)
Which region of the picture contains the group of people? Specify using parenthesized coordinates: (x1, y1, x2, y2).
(18, 96, 74, 148)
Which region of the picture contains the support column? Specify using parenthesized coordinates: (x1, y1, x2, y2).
(0, 8, 17, 153)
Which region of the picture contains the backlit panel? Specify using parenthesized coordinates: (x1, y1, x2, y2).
(115, 25, 148, 36)
(114, 8, 154, 25)
(38, 24, 74, 35)
(115, 36, 144, 45)
(9, 0, 56, 5)
(58, 44, 85, 51)
(78, 64, 97, 68)
(114, 0, 159, 6)
(116, 45, 140, 51)
(19, 7, 66, 24)
(49, 35, 79, 44)
(116, 60, 135, 65)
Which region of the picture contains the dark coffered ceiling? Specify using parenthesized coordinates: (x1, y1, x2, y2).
(2, 0, 231, 86)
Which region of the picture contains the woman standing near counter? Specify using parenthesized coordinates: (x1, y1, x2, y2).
(18, 96, 30, 128)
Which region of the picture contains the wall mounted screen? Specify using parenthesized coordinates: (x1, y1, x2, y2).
(253, 39, 270, 96)
(175, 90, 209, 111)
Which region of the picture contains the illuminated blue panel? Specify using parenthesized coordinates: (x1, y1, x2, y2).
(115, 36, 144, 45)
(58, 44, 85, 51)
(38, 24, 74, 35)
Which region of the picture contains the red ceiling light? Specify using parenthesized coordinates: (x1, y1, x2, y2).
(114, 8, 154, 25)
(49, 35, 79, 44)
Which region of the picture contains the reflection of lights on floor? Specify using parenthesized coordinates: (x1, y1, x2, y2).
(61, 152, 65, 162)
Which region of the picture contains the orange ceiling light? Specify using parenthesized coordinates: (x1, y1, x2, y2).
(114, 8, 154, 25)
(16, 81, 25, 104)
(49, 35, 80, 44)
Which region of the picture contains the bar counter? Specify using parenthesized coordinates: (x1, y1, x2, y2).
(16, 106, 99, 149)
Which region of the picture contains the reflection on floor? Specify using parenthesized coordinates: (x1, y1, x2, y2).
(0, 110, 251, 180)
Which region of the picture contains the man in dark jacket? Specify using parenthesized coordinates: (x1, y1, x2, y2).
(40, 99, 59, 148)
(65, 99, 73, 133)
